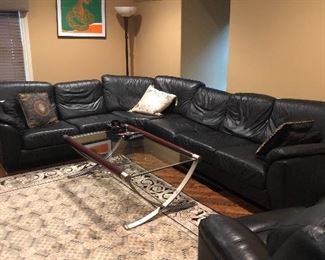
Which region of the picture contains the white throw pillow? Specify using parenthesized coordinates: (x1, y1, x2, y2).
(129, 85, 176, 115)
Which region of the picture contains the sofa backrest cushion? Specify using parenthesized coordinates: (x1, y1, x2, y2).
(221, 93, 275, 143)
(187, 87, 229, 130)
(154, 76, 204, 116)
(54, 80, 106, 120)
(101, 74, 154, 112)
(0, 81, 53, 129)
(265, 99, 325, 142)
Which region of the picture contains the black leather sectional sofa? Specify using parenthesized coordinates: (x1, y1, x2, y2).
(1, 75, 325, 210)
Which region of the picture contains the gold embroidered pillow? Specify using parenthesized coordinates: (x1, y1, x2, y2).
(129, 85, 177, 115)
(18, 92, 59, 128)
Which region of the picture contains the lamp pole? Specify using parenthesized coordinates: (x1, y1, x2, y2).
(115, 6, 137, 76)
(124, 17, 129, 76)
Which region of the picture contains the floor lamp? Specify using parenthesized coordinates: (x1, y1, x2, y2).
(115, 6, 137, 76)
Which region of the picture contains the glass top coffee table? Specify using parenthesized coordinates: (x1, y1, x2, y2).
(63, 124, 200, 229)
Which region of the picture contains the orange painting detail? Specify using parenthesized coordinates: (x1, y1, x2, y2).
(87, 24, 102, 33)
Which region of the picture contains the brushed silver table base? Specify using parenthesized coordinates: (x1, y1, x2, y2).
(123, 159, 199, 230)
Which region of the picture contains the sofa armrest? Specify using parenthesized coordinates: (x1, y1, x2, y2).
(0, 101, 24, 128)
(0, 112, 19, 128)
(0, 123, 22, 170)
(238, 207, 304, 243)
(199, 214, 270, 260)
(264, 143, 325, 165)
(267, 154, 325, 209)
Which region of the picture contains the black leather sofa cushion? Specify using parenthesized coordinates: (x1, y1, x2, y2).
(19, 144, 78, 170)
(186, 87, 229, 130)
(175, 130, 252, 164)
(266, 200, 325, 255)
(22, 121, 79, 149)
(101, 74, 154, 112)
(214, 144, 266, 189)
(154, 76, 204, 116)
(143, 114, 210, 142)
(54, 80, 106, 120)
(111, 111, 160, 127)
(66, 113, 121, 133)
(222, 93, 275, 143)
(265, 99, 325, 141)
(272, 225, 325, 260)
(199, 214, 270, 260)
(238, 207, 304, 244)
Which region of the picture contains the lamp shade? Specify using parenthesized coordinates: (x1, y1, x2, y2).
(114, 6, 137, 17)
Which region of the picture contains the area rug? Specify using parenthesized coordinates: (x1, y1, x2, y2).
(0, 160, 216, 259)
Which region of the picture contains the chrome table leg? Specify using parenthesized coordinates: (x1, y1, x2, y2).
(124, 159, 199, 230)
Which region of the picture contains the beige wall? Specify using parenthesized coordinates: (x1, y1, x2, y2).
(27, 0, 125, 83)
(228, 0, 325, 100)
(181, 0, 229, 90)
(27, 0, 181, 83)
(131, 0, 181, 77)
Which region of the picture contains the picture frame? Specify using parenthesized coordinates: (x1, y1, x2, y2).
(56, 0, 106, 38)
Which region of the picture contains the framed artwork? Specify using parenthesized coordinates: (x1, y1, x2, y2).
(56, 0, 106, 38)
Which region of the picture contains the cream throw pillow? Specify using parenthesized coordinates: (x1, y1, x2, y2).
(129, 85, 176, 115)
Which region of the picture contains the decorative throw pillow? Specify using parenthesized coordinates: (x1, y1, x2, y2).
(18, 92, 59, 128)
(129, 85, 177, 115)
(256, 120, 316, 159)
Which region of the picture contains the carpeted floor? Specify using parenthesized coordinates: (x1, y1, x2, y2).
(0, 161, 216, 259)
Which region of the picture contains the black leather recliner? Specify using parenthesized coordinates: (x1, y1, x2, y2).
(198, 199, 325, 260)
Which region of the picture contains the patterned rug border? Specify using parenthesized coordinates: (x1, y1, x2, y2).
(0, 161, 216, 236)
(0, 161, 96, 194)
